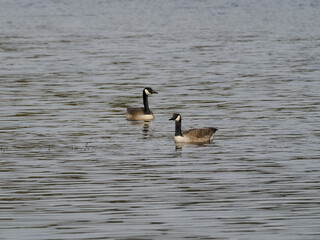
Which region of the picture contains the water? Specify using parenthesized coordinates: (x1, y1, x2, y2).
(1, 0, 320, 239)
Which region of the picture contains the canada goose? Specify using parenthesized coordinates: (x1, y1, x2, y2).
(126, 87, 158, 121)
(169, 113, 218, 143)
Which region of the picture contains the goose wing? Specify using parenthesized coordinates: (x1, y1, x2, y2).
(183, 128, 217, 142)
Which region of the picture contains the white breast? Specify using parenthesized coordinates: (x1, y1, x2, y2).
(140, 114, 155, 121)
(174, 135, 190, 143)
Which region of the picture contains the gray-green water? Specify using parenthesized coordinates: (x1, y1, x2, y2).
(1, 0, 320, 239)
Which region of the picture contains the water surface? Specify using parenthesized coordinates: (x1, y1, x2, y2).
(1, 0, 320, 239)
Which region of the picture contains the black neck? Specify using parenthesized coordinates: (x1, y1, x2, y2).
(175, 119, 183, 136)
(143, 91, 151, 114)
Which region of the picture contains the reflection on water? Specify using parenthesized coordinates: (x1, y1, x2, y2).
(142, 122, 150, 138)
(1, 0, 320, 239)
(129, 121, 151, 139)
(174, 142, 216, 151)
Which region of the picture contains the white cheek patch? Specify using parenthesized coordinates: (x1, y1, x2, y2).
(144, 89, 151, 95)
(175, 115, 181, 122)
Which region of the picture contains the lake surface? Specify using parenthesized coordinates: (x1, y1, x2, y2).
(1, 0, 320, 239)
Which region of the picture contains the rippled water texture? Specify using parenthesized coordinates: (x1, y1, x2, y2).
(1, 0, 320, 239)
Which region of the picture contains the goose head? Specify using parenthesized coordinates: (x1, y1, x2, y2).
(144, 87, 158, 95)
(169, 113, 181, 122)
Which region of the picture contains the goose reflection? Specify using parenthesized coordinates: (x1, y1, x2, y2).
(174, 142, 216, 151)
(129, 121, 151, 138)
(142, 121, 150, 138)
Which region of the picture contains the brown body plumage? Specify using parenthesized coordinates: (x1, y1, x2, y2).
(126, 107, 155, 121)
(181, 128, 217, 143)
